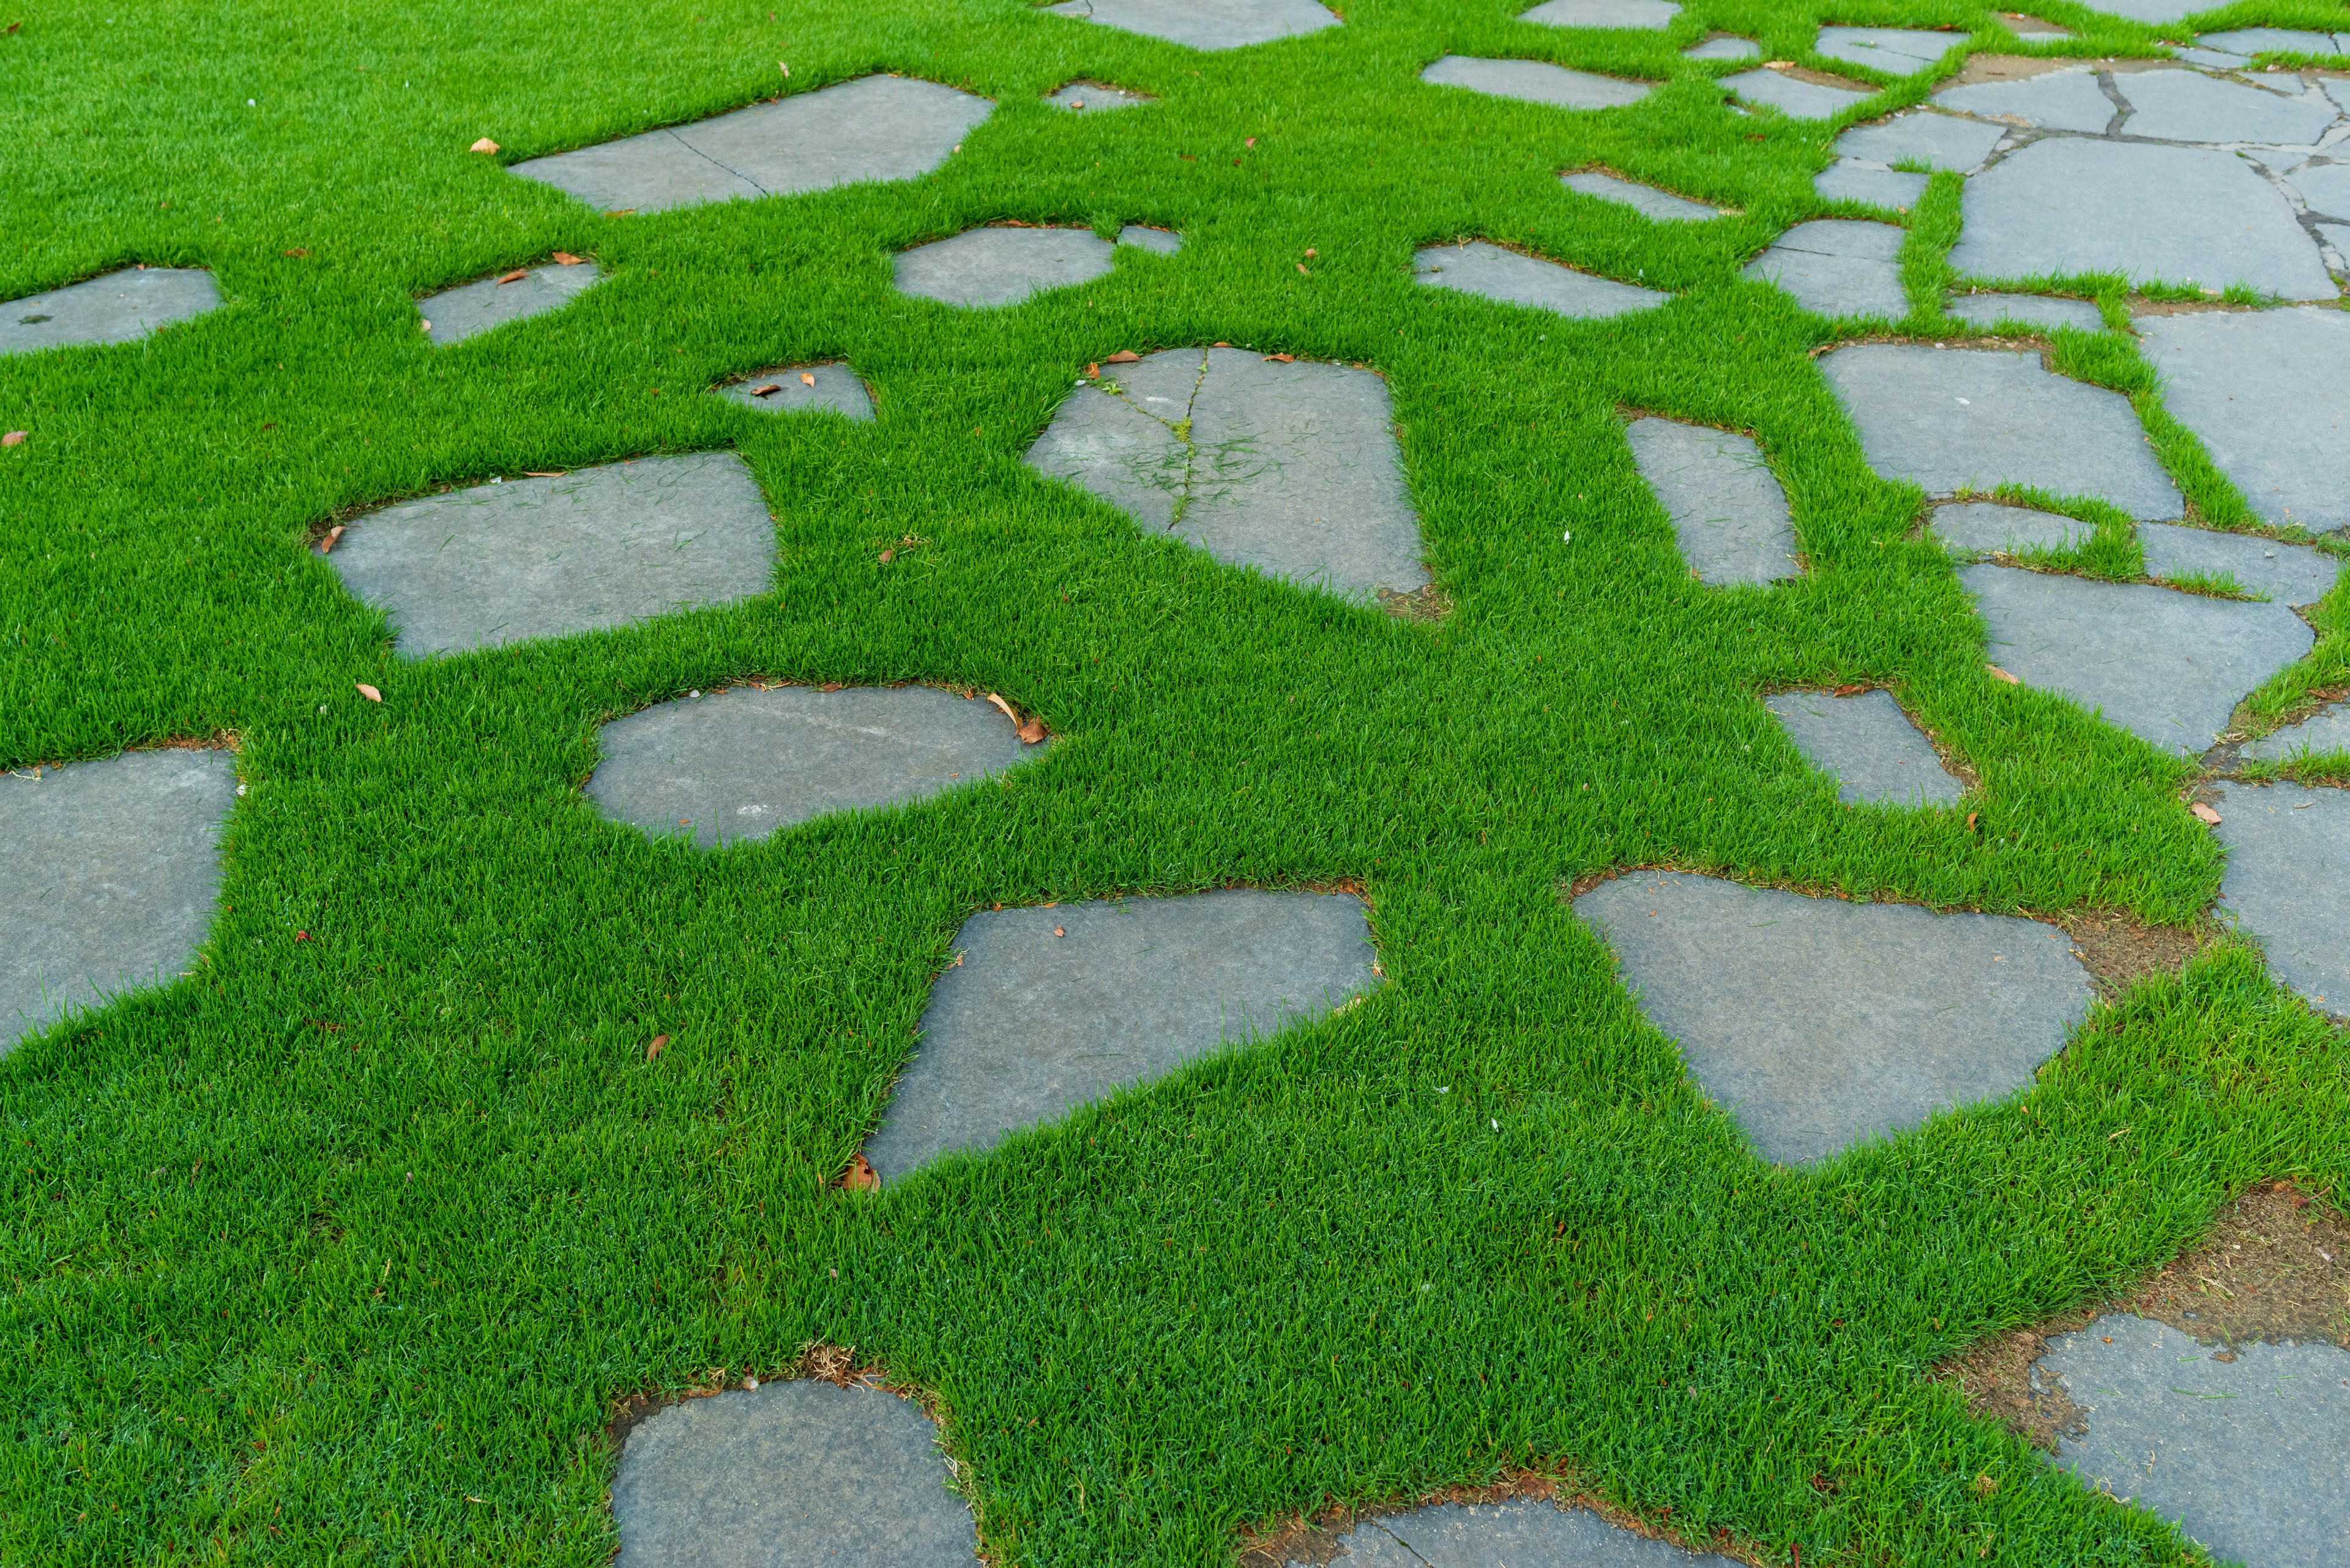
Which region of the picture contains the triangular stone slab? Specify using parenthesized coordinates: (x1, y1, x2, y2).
(1744, 219, 1907, 319)
(1, 268, 222, 357)
(2212, 781, 2349, 1010)
(1624, 417, 1799, 586)
(1042, 0, 1338, 50)
(1412, 241, 1668, 319)
(1561, 170, 1721, 221)
(893, 226, 1114, 308)
(1721, 67, 1874, 119)
(2136, 306, 2350, 536)
(2139, 521, 2340, 605)
(1270, 1499, 1740, 1566)
(1767, 689, 1964, 805)
(712, 362, 875, 419)
(1420, 55, 1658, 110)
(419, 261, 600, 346)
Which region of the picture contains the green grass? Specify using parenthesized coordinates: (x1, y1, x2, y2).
(4, 0, 2349, 1562)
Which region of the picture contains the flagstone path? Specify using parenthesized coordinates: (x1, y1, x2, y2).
(1270, 1499, 1740, 1566)
(893, 225, 1179, 308)
(1766, 689, 1964, 806)
(1420, 56, 1659, 111)
(2210, 781, 2349, 1014)
(1413, 241, 1668, 319)
(1, 267, 222, 357)
(418, 259, 600, 346)
(2136, 307, 2350, 536)
(1043, 0, 1339, 50)
(1521, 0, 1679, 28)
(1743, 219, 1907, 319)
(1561, 170, 1721, 222)
(711, 361, 874, 419)
(1720, 67, 1873, 119)
(1622, 417, 1799, 586)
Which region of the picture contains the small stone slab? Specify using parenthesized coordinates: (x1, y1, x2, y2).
(1117, 223, 1183, 255)
(331, 454, 774, 657)
(1815, 162, 1928, 209)
(1931, 67, 2115, 133)
(419, 261, 600, 346)
(2136, 305, 2350, 534)
(1420, 55, 1658, 110)
(1043, 0, 1338, 50)
(2116, 68, 2340, 144)
(611, 1380, 979, 1567)
(1684, 34, 1761, 60)
(1932, 500, 2095, 554)
(863, 890, 1376, 1179)
(509, 75, 991, 215)
(1561, 170, 1721, 221)
(1961, 564, 2314, 753)
(713, 362, 874, 420)
(1767, 689, 1966, 805)
(2242, 702, 2350, 763)
(1045, 81, 1151, 111)
(1722, 67, 1874, 119)
(1280, 1500, 1740, 1566)
(2196, 28, 2348, 59)
(2140, 521, 2341, 604)
(1624, 417, 1800, 586)
(588, 686, 1036, 849)
(1816, 26, 1965, 75)
(1819, 344, 2182, 520)
(2292, 162, 2350, 221)
(1519, 0, 1678, 30)
(2035, 1313, 2350, 1564)
(1945, 291, 2105, 332)
(2212, 782, 2350, 1009)
(2, 751, 237, 1051)
(1834, 110, 2006, 170)
(1744, 219, 1908, 319)
(2168, 45, 2247, 69)
(893, 226, 1113, 308)
(1, 267, 222, 357)
(1413, 241, 1668, 319)
(1576, 870, 2090, 1165)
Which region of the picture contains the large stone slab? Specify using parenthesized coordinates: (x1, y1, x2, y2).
(864, 890, 1376, 1179)
(1931, 67, 2117, 133)
(1576, 871, 2090, 1164)
(2212, 781, 2349, 1010)
(1520, 0, 1678, 29)
(1834, 110, 2006, 170)
(1945, 291, 2105, 332)
(330, 454, 774, 656)
(1722, 67, 1874, 119)
(712, 362, 875, 420)
(509, 76, 991, 215)
(611, 1379, 979, 1567)
(2137, 306, 2350, 534)
(893, 226, 1113, 307)
(2242, 702, 2350, 763)
(2116, 68, 2341, 144)
(1561, 170, 1721, 221)
(1744, 218, 1908, 319)
(1961, 564, 2314, 753)
(1, 267, 222, 357)
(1819, 344, 2182, 520)
(1684, 34, 1761, 60)
(2, 750, 237, 1051)
(1767, 689, 1965, 805)
(419, 261, 600, 346)
(1412, 241, 1668, 319)
(2196, 28, 2349, 57)
(2139, 521, 2341, 604)
(1274, 1500, 1740, 1566)
(1815, 163, 1928, 210)
(1932, 500, 2096, 554)
(2291, 161, 2350, 221)
(1420, 55, 1658, 110)
(1025, 346, 1427, 601)
(1043, 0, 1338, 50)
(1624, 417, 1799, 586)
(1817, 26, 1965, 75)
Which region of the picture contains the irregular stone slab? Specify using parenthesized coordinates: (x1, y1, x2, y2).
(893, 226, 1113, 308)
(1045, 81, 1151, 111)
(2137, 306, 2350, 534)
(1817, 26, 1965, 74)
(712, 362, 875, 420)
(2140, 521, 2341, 604)
(419, 261, 600, 347)
(1819, 344, 2180, 519)
(2001, 13, 2074, 37)
(2114, 68, 2340, 144)
(1722, 67, 1874, 119)
(2, 751, 237, 1051)
(1961, 564, 2313, 753)
(1413, 241, 1668, 319)
(331, 454, 774, 657)
(2169, 45, 2248, 69)
(864, 890, 1376, 1179)
(1684, 34, 1761, 60)
(0, 267, 222, 357)
(2036, 1313, 2350, 1564)
(1026, 346, 1427, 600)
(2213, 782, 2350, 1009)
(1420, 55, 1657, 110)
(1117, 223, 1182, 255)
(1624, 417, 1799, 586)
(1834, 110, 2006, 170)
(1744, 219, 1908, 319)
(1520, 0, 1678, 29)
(1815, 162, 1928, 209)
(1931, 67, 2115, 133)
(1561, 170, 1721, 221)
(1042, 0, 1338, 50)
(1945, 291, 2105, 332)
(1576, 870, 2089, 1165)
(2089, 0, 2198, 23)
(611, 1379, 979, 1567)
(588, 686, 1035, 849)
(2242, 702, 2350, 763)
(1281, 1499, 1740, 1566)
(509, 75, 991, 215)
(2291, 161, 2350, 220)
(1767, 689, 1964, 805)
(2195, 28, 2348, 59)
(1932, 500, 2096, 554)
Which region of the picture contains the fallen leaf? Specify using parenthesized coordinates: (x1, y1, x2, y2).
(1213, 340, 1231, 347)
(1986, 663, 2020, 684)
(1017, 716, 1046, 744)
(469, 137, 499, 154)
(1105, 349, 1141, 364)
(296, 930, 311, 942)
(1053, 926, 1066, 938)
(356, 682, 382, 703)
(497, 268, 528, 283)
(747, 383, 782, 397)
(1245, 136, 1256, 147)
(778, 61, 789, 75)
(799, 371, 815, 386)
(1764, 58, 1793, 68)
(646, 1032, 668, 1062)
(1304, 247, 1317, 258)
(419, 319, 431, 331)
(283, 247, 310, 258)
(840, 1152, 878, 1191)
(1297, 263, 1310, 274)
(2191, 802, 2223, 825)
(1086, 362, 1100, 378)
(985, 692, 1019, 724)
(318, 524, 346, 554)
(1966, 811, 1980, 831)
(1, 431, 24, 447)
(878, 548, 894, 564)
(819, 682, 843, 693)
(551, 251, 585, 266)
(521, 470, 565, 477)
(1266, 352, 1295, 363)
(1832, 683, 1867, 696)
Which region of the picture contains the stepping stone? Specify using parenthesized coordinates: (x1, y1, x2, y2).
(1767, 689, 1965, 805)
(1744, 219, 1908, 319)
(1833, 111, 2006, 171)
(1519, 0, 1679, 30)
(1420, 55, 1658, 111)
(1721, 67, 1875, 119)
(1561, 170, 1721, 221)
(1117, 223, 1183, 255)
(2136, 305, 2350, 534)
(2114, 68, 2340, 145)
(2, 750, 237, 1051)
(2140, 521, 2341, 604)
(2087, 0, 2199, 23)
(1042, 0, 1338, 50)
(1945, 291, 2105, 332)
(1624, 417, 1800, 586)
(610, 1379, 979, 1566)
(1412, 241, 1668, 319)
(1819, 344, 2182, 520)
(713, 362, 875, 420)
(588, 686, 1038, 849)
(1275, 1499, 1741, 1566)
(2213, 782, 2350, 1009)
(1575, 870, 2090, 1165)
(862, 890, 1376, 1179)
(417, 261, 600, 346)
(1931, 67, 2116, 133)
(2168, 45, 2248, 70)
(2290, 161, 2350, 221)
(1931, 500, 2096, 554)
(2034, 1313, 2350, 1563)
(1815, 162, 1928, 210)
(330, 454, 775, 657)
(2242, 701, 2350, 763)
(509, 75, 991, 215)
(1816, 26, 1966, 75)
(1026, 346, 1427, 600)
(1045, 81, 1151, 111)
(1684, 34, 1761, 60)
(2196, 28, 2348, 58)
(1, 267, 221, 357)
(1961, 564, 2313, 753)
(894, 226, 1115, 307)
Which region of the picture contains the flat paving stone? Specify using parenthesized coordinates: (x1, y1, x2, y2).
(1575, 870, 2090, 1165)
(1945, 291, 2105, 331)
(1835, 110, 2007, 170)
(2114, 69, 2340, 144)
(1961, 564, 2314, 753)
(1624, 416, 1800, 586)
(1279, 1500, 1740, 1566)
(2136, 306, 2350, 534)
(588, 686, 1037, 849)
(2035, 1313, 2350, 1567)
(1744, 218, 1908, 319)
(1561, 170, 1721, 220)
(712, 362, 874, 420)
(2169, 45, 2248, 69)
(331, 454, 774, 657)
(2, 750, 237, 1051)
(1931, 67, 2116, 132)
(2242, 701, 2350, 762)
(509, 75, 991, 215)
(2140, 521, 2341, 604)
(1413, 241, 1668, 319)
(1817, 26, 1966, 75)
(2212, 781, 2350, 1010)
(1933, 499, 2097, 554)
(419, 261, 600, 346)
(893, 226, 1113, 307)
(610, 1379, 979, 1567)
(2196, 28, 2348, 57)
(2290, 160, 2350, 220)
(1420, 55, 1658, 110)
(1042, 0, 1338, 50)
(0, 267, 222, 357)
(1045, 81, 1151, 111)
(1026, 346, 1427, 600)
(1117, 223, 1183, 255)
(1767, 689, 1966, 805)
(1722, 67, 1875, 119)
(1815, 162, 1929, 209)
(1819, 344, 2182, 520)
(2089, 0, 2199, 23)
(1520, 0, 1679, 30)
(1684, 34, 1761, 60)
(863, 890, 1376, 1180)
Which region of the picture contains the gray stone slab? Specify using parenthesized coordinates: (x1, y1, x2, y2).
(588, 686, 1037, 849)
(1625, 417, 1799, 586)
(1287, 1500, 1741, 1567)
(2213, 781, 2350, 1009)
(2322, 220, 2350, 259)
(1933, 500, 2097, 554)
(2115, 67, 2341, 144)
(2088, 0, 2199, 23)
(2037, 1313, 2350, 1566)
(510, 75, 991, 215)
(864, 890, 1376, 1179)
(2, 750, 237, 1051)
(1835, 110, 2007, 170)
(1946, 291, 2106, 331)
(1561, 170, 1721, 221)
(1576, 870, 2090, 1165)
(1420, 54, 1658, 110)
(2242, 701, 2350, 762)
(1042, 0, 1338, 50)
(330, 454, 774, 657)
(1817, 26, 1965, 73)
(418, 261, 600, 347)
(1519, 0, 1678, 30)
(1961, 563, 2314, 753)
(2141, 521, 2341, 603)
(1820, 343, 2182, 519)
(1744, 218, 1909, 319)
(0, 267, 221, 357)
(1768, 689, 1965, 805)
(2196, 28, 2348, 58)
(1815, 162, 1930, 209)
(2139, 305, 2350, 534)
(1045, 81, 1151, 111)
(1722, 68, 1874, 119)
(2330, 78, 2350, 117)
(1116, 223, 1182, 255)
(2291, 160, 2350, 220)
(611, 1379, 979, 1568)
(2169, 46, 2250, 69)
(1413, 241, 1668, 319)
(1684, 34, 1761, 60)
(712, 362, 874, 420)
(893, 226, 1113, 308)
(1931, 67, 2116, 132)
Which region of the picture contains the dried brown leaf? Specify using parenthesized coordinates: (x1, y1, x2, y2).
(521, 470, 565, 477)
(646, 1032, 668, 1062)
(318, 524, 346, 554)
(1017, 716, 1046, 744)
(497, 268, 528, 284)
(1986, 664, 2020, 684)
(469, 137, 499, 154)
(841, 1152, 878, 1191)
(799, 371, 816, 386)
(1053, 925, 1066, 937)
(1, 431, 24, 447)
(1105, 349, 1141, 364)
(1832, 683, 1867, 696)
(878, 548, 894, 564)
(2191, 802, 2223, 825)
(283, 247, 310, 258)
(747, 383, 781, 397)
(1266, 351, 1296, 362)
(550, 251, 585, 265)
(985, 692, 1019, 724)
(356, 682, 382, 703)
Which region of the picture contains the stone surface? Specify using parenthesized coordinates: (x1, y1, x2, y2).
(864, 890, 1376, 1179)
(2116, 69, 2339, 145)
(331, 454, 774, 657)
(509, 75, 991, 215)
(2087, 0, 2198, 23)
(1026, 346, 1427, 601)
(1767, 689, 1965, 806)
(1624, 417, 1800, 586)
(1043, 0, 1338, 50)
(2291, 160, 2350, 220)
(1045, 81, 1151, 111)
(2036, 1313, 2350, 1567)
(1684, 34, 1761, 60)
(1413, 241, 1668, 319)
(2169, 46, 2248, 69)
(1815, 162, 1928, 209)
(1961, 564, 2314, 753)
(2139, 521, 2341, 604)
(1520, 0, 1678, 29)
(893, 226, 1113, 307)
(419, 262, 600, 346)
(1834, 110, 2006, 170)
(1576, 870, 2090, 1165)
(2196, 27, 2348, 57)
(1722, 68, 1874, 119)
(2242, 702, 2350, 763)
(2137, 306, 2350, 534)
(1945, 291, 2105, 332)
(588, 686, 1037, 850)
(2212, 781, 2350, 1010)
(1816, 26, 1966, 74)
(1117, 223, 1183, 255)
(1820, 344, 2181, 520)
(1744, 219, 1908, 319)
(1420, 55, 1658, 110)
(1561, 170, 1721, 220)
(1281, 1500, 1741, 1567)
(712, 362, 875, 420)
(2, 750, 237, 1051)
(1931, 67, 2116, 133)
(1932, 500, 2096, 554)
(610, 1379, 979, 1567)
(0, 267, 222, 357)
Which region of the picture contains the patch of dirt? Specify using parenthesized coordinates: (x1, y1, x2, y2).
(2000, 13, 2072, 37)
(1951, 52, 2077, 85)
(1378, 582, 1452, 623)
(2125, 297, 2262, 317)
(1767, 62, 1876, 91)
(2049, 908, 2209, 998)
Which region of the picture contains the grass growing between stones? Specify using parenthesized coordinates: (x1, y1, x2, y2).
(3, 0, 2347, 1563)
